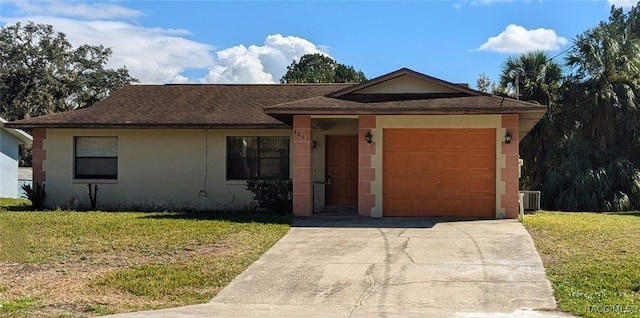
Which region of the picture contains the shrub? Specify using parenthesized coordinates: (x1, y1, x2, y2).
(246, 179, 292, 214)
(21, 183, 46, 210)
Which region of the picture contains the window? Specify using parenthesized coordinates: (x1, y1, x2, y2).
(75, 137, 118, 180)
(227, 137, 290, 179)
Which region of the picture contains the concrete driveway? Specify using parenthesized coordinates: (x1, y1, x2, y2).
(109, 217, 573, 318)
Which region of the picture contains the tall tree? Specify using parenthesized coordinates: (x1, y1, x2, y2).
(280, 53, 366, 84)
(498, 51, 564, 191)
(499, 51, 563, 105)
(0, 22, 137, 121)
(543, 4, 640, 211)
(476, 73, 496, 93)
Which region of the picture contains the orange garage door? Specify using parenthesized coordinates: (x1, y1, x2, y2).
(383, 129, 496, 218)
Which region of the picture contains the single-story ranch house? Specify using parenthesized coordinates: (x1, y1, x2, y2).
(6, 68, 546, 218)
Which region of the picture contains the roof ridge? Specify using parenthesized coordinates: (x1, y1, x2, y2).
(486, 94, 545, 107)
(161, 83, 353, 87)
(264, 95, 328, 109)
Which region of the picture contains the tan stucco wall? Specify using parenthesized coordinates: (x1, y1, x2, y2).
(356, 76, 461, 94)
(372, 115, 507, 218)
(43, 128, 291, 210)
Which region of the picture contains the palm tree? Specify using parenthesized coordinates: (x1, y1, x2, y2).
(543, 5, 640, 211)
(499, 51, 563, 105)
(498, 51, 564, 191)
(565, 7, 640, 152)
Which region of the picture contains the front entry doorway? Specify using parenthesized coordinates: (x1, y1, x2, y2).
(325, 135, 358, 206)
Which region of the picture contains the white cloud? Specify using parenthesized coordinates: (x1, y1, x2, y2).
(477, 24, 568, 54)
(2, 16, 214, 84)
(6, 0, 145, 20)
(1, 11, 328, 84)
(201, 34, 327, 84)
(608, 0, 636, 8)
(471, 0, 514, 6)
(1, 1, 330, 84)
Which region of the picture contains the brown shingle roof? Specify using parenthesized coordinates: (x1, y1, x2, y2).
(265, 94, 546, 113)
(5, 68, 547, 140)
(6, 84, 351, 129)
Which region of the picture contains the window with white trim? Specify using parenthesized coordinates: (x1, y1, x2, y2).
(75, 137, 118, 180)
(227, 137, 290, 180)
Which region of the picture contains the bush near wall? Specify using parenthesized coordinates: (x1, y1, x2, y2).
(246, 179, 292, 214)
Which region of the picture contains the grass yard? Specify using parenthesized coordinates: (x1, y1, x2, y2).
(0, 199, 291, 317)
(525, 212, 640, 318)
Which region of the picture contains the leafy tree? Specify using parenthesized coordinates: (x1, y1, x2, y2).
(476, 73, 496, 93)
(543, 4, 640, 211)
(497, 51, 564, 191)
(0, 22, 137, 121)
(280, 53, 366, 84)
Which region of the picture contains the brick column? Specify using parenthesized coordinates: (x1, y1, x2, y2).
(501, 115, 520, 219)
(358, 116, 376, 217)
(292, 115, 313, 216)
(32, 128, 47, 185)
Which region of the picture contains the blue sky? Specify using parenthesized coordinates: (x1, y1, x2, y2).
(0, 0, 636, 88)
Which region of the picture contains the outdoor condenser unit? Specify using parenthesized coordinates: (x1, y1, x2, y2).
(519, 191, 541, 211)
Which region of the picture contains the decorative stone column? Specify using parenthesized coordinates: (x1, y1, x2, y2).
(501, 115, 520, 219)
(32, 128, 47, 185)
(358, 116, 376, 217)
(292, 115, 313, 216)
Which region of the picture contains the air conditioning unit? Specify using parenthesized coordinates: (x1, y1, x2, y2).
(519, 191, 541, 211)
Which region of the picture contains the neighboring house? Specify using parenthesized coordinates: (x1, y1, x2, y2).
(6, 68, 546, 218)
(0, 117, 33, 198)
(18, 167, 33, 198)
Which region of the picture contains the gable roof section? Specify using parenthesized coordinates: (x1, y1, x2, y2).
(6, 84, 351, 129)
(0, 117, 32, 144)
(263, 69, 546, 139)
(263, 94, 546, 139)
(328, 68, 484, 97)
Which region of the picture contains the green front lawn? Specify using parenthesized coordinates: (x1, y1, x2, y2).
(0, 198, 30, 210)
(0, 201, 291, 317)
(525, 212, 640, 317)
(5, 200, 638, 317)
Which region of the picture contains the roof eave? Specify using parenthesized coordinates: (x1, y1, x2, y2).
(264, 107, 547, 116)
(266, 107, 547, 141)
(0, 118, 33, 144)
(3, 123, 291, 130)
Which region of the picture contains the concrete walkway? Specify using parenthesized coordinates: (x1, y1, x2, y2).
(108, 217, 574, 317)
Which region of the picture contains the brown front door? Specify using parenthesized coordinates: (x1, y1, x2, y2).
(326, 135, 358, 206)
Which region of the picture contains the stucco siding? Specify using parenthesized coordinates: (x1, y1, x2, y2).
(43, 129, 292, 210)
(356, 76, 461, 94)
(0, 130, 20, 198)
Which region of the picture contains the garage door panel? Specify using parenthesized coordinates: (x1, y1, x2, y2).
(444, 174, 493, 190)
(386, 196, 439, 214)
(384, 129, 496, 218)
(387, 177, 438, 193)
(386, 176, 417, 193)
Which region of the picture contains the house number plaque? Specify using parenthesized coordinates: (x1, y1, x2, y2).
(293, 129, 310, 141)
